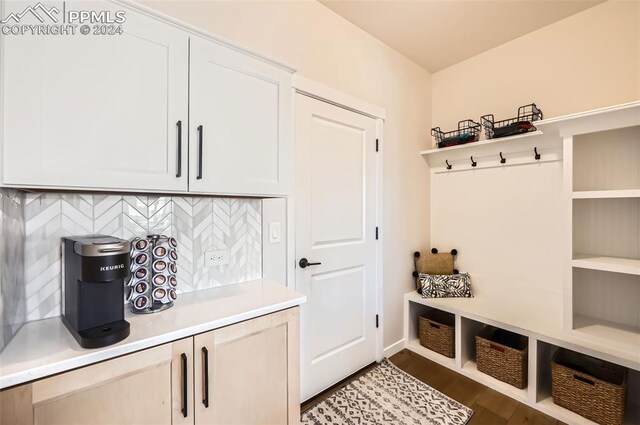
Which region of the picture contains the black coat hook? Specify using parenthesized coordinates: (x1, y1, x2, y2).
(534, 147, 541, 160)
(499, 152, 506, 164)
(470, 156, 477, 167)
(445, 160, 452, 170)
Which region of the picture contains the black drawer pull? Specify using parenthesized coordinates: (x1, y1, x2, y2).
(202, 347, 209, 408)
(181, 353, 188, 418)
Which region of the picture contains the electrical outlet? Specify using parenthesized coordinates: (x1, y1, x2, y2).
(205, 250, 229, 267)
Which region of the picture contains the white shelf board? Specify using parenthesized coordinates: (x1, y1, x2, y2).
(573, 315, 640, 349)
(573, 189, 640, 199)
(461, 361, 528, 402)
(420, 131, 543, 156)
(534, 101, 640, 137)
(536, 398, 599, 425)
(572, 255, 640, 275)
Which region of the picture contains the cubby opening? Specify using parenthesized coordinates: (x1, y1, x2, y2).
(573, 198, 640, 262)
(460, 317, 529, 400)
(572, 268, 640, 347)
(536, 341, 640, 424)
(573, 126, 640, 192)
(406, 302, 457, 366)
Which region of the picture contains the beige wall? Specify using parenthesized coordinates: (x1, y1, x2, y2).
(432, 0, 640, 134)
(140, 0, 433, 349)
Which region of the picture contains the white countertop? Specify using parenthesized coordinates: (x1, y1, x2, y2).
(0, 279, 306, 389)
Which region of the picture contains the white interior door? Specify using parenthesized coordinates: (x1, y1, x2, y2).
(295, 93, 378, 401)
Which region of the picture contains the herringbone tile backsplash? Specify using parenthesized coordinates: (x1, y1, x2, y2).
(17, 192, 262, 322)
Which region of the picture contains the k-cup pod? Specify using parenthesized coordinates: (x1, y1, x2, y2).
(169, 262, 177, 275)
(152, 288, 167, 301)
(169, 250, 178, 262)
(132, 280, 149, 295)
(169, 237, 178, 249)
(133, 253, 149, 267)
(153, 245, 167, 259)
(153, 274, 167, 287)
(169, 275, 178, 287)
(132, 294, 149, 310)
(132, 267, 148, 280)
(153, 260, 167, 273)
(132, 238, 149, 253)
(169, 289, 177, 301)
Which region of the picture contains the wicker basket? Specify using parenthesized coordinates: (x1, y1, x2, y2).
(552, 349, 627, 425)
(419, 310, 455, 358)
(476, 326, 528, 389)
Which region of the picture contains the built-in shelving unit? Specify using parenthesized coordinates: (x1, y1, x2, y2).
(565, 105, 640, 356)
(405, 292, 640, 425)
(412, 101, 640, 424)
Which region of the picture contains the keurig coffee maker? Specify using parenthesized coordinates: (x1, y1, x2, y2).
(62, 235, 131, 348)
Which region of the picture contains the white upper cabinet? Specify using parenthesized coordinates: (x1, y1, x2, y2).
(1, 1, 189, 192)
(188, 36, 293, 196)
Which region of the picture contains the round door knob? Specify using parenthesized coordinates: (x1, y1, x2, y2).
(299, 258, 321, 268)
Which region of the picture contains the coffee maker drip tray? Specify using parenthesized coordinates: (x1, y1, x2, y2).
(68, 319, 131, 349)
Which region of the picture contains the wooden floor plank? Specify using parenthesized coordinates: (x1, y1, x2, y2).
(467, 404, 509, 425)
(475, 387, 519, 420)
(507, 404, 560, 425)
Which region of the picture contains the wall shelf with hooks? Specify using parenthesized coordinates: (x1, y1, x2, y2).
(420, 130, 561, 172)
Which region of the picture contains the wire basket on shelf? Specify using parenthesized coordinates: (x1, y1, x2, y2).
(431, 119, 481, 149)
(481, 103, 543, 139)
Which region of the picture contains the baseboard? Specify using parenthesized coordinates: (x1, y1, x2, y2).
(383, 338, 405, 358)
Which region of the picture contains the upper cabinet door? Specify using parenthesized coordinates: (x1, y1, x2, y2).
(189, 36, 293, 196)
(1, 1, 189, 192)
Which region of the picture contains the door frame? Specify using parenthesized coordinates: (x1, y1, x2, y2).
(290, 74, 386, 363)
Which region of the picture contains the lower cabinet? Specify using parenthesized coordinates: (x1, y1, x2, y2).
(0, 307, 300, 425)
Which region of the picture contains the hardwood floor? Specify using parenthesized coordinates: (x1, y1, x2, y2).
(390, 349, 565, 425)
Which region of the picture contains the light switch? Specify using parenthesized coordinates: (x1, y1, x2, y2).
(269, 222, 281, 244)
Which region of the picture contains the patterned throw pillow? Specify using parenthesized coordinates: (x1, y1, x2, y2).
(419, 273, 473, 298)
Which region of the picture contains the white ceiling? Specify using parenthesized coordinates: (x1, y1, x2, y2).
(319, 0, 603, 72)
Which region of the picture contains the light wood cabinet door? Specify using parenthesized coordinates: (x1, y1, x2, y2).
(193, 307, 300, 425)
(188, 36, 293, 196)
(0, 338, 194, 425)
(1, 0, 189, 192)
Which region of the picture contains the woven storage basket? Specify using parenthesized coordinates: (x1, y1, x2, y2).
(476, 326, 528, 389)
(419, 309, 455, 358)
(552, 349, 627, 425)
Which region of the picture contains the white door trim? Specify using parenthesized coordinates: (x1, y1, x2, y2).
(292, 75, 386, 364)
(292, 75, 386, 120)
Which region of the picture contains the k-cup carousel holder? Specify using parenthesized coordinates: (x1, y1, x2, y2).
(127, 235, 178, 314)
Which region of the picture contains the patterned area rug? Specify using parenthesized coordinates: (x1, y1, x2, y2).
(301, 359, 473, 425)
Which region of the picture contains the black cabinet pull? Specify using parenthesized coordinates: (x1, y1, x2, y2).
(181, 353, 188, 418)
(202, 347, 209, 408)
(176, 120, 183, 178)
(197, 125, 203, 180)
